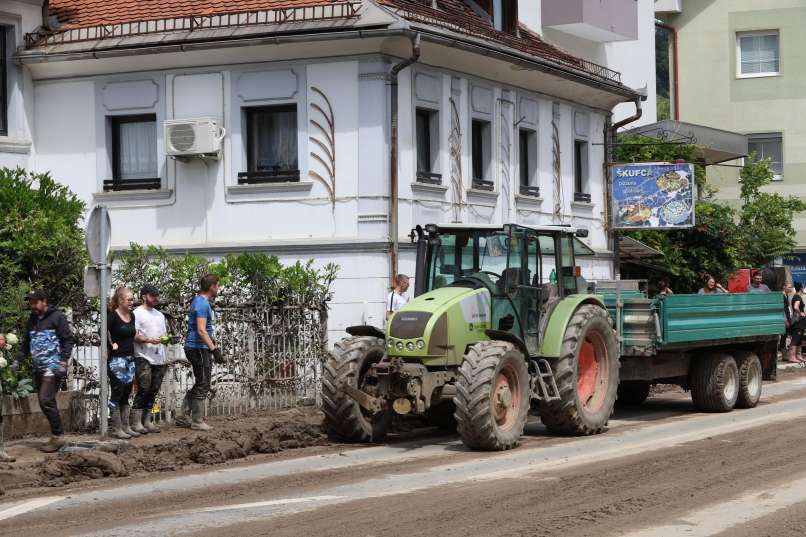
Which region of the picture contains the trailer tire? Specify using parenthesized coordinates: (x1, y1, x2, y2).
(734, 351, 763, 409)
(690, 353, 739, 412)
(454, 341, 529, 451)
(321, 336, 391, 442)
(539, 305, 620, 435)
(616, 382, 651, 407)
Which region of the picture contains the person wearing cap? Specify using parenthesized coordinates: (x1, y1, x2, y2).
(132, 284, 169, 434)
(11, 289, 73, 453)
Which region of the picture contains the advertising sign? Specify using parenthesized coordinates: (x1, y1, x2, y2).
(611, 162, 696, 229)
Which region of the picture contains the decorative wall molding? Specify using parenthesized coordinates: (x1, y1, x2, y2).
(102, 79, 159, 111)
(449, 96, 464, 223)
(237, 69, 298, 102)
(308, 86, 337, 209)
(552, 102, 563, 223)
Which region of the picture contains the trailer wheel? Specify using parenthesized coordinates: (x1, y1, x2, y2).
(539, 305, 620, 435)
(321, 336, 391, 442)
(616, 382, 651, 407)
(734, 351, 763, 409)
(454, 341, 529, 450)
(690, 353, 739, 412)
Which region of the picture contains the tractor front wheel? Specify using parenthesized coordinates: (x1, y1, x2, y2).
(539, 305, 619, 435)
(454, 341, 529, 450)
(321, 336, 391, 442)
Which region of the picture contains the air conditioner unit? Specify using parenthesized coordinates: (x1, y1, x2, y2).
(164, 118, 225, 158)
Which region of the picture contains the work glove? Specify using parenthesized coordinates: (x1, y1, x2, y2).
(212, 347, 225, 365)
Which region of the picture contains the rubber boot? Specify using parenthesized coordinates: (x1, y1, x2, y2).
(109, 406, 131, 440)
(0, 448, 14, 463)
(175, 394, 192, 428)
(190, 399, 213, 431)
(129, 409, 148, 435)
(39, 435, 65, 453)
(120, 406, 140, 437)
(142, 409, 161, 433)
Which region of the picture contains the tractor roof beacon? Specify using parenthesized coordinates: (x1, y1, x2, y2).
(322, 223, 619, 451)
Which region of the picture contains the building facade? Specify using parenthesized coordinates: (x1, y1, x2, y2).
(659, 0, 806, 251)
(2, 1, 641, 340)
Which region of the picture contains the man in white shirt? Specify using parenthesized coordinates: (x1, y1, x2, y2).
(132, 284, 169, 434)
(386, 274, 410, 321)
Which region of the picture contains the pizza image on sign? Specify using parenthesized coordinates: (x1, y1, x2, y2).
(610, 162, 696, 229)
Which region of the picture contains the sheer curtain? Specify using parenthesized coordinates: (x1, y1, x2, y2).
(740, 33, 779, 75)
(250, 107, 298, 173)
(119, 120, 158, 180)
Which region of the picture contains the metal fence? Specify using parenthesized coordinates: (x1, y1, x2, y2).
(68, 305, 327, 431)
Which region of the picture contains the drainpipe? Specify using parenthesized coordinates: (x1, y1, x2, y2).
(41, 0, 50, 30)
(388, 33, 421, 285)
(656, 22, 679, 120)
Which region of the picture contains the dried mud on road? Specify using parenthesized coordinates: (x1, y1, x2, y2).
(0, 405, 327, 492)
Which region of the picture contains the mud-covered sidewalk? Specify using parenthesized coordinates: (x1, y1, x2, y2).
(0, 405, 327, 493)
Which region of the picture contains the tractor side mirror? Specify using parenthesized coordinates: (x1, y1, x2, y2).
(575, 228, 589, 238)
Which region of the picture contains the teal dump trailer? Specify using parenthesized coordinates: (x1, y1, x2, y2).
(600, 289, 783, 412)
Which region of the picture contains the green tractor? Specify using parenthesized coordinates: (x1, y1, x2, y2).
(322, 223, 619, 450)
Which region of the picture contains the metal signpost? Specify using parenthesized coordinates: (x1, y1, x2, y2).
(85, 205, 111, 437)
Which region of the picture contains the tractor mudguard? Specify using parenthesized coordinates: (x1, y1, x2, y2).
(485, 329, 529, 359)
(346, 325, 386, 339)
(540, 295, 607, 358)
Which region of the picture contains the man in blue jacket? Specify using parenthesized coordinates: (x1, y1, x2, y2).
(11, 290, 74, 452)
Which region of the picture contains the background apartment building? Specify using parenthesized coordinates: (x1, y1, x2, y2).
(658, 0, 806, 276)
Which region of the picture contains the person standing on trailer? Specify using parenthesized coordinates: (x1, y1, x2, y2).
(132, 284, 168, 434)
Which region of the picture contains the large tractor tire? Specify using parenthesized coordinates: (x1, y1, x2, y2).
(733, 351, 763, 409)
(454, 341, 530, 451)
(616, 381, 651, 407)
(690, 353, 739, 412)
(539, 305, 619, 435)
(321, 336, 391, 442)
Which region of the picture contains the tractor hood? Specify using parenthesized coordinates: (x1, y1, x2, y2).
(386, 285, 492, 366)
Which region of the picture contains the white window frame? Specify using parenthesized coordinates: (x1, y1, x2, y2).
(517, 127, 538, 193)
(746, 132, 783, 181)
(736, 30, 780, 79)
(415, 106, 441, 182)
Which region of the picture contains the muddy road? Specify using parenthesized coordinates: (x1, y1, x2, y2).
(5, 375, 806, 536)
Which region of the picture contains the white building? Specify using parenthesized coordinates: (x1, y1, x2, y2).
(1, 1, 642, 341)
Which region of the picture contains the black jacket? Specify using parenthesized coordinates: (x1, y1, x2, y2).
(15, 306, 74, 372)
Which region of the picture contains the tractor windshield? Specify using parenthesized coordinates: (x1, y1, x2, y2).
(428, 230, 515, 291)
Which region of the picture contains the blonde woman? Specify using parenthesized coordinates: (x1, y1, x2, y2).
(107, 287, 139, 439)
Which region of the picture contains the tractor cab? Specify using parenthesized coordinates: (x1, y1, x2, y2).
(411, 223, 595, 356)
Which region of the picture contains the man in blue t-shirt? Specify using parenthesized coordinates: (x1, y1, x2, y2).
(178, 274, 220, 431)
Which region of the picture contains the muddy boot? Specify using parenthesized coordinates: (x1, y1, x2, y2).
(129, 409, 148, 435)
(142, 410, 161, 434)
(120, 406, 140, 437)
(109, 406, 131, 440)
(175, 394, 192, 428)
(190, 399, 213, 431)
(39, 435, 65, 453)
(0, 446, 15, 463)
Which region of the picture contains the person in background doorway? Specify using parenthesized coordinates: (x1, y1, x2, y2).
(386, 274, 410, 321)
(107, 287, 139, 439)
(177, 274, 220, 431)
(698, 275, 728, 295)
(748, 270, 771, 293)
(656, 278, 674, 296)
(11, 289, 73, 452)
(0, 335, 14, 462)
(132, 284, 168, 434)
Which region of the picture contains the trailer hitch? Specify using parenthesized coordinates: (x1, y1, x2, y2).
(339, 382, 386, 414)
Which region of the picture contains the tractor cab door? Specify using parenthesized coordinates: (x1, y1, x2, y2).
(504, 228, 544, 356)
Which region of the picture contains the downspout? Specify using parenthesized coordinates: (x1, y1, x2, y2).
(608, 97, 644, 280)
(656, 22, 679, 120)
(41, 0, 51, 30)
(388, 33, 421, 285)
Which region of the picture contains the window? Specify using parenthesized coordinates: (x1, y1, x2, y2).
(737, 31, 779, 78)
(416, 108, 441, 184)
(471, 119, 492, 190)
(0, 26, 7, 137)
(239, 105, 299, 185)
(500, 0, 519, 34)
(748, 132, 783, 180)
(105, 114, 159, 192)
(518, 129, 538, 197)
(574, 140, 590, 203)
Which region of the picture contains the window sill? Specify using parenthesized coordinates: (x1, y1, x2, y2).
(571, 200, 595, 211)
(226, 181, 313, 202)
(93, 188, 174, 206)
(736, 72, 780, 79)
(515, 194, 544, 208)
(466, 188, 499, 207)
(411, 182, 448, 195)
(0, 138, 32, 154)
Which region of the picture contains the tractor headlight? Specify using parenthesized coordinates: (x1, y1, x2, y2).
(387, 339, 395, 349)
(406, 342, 415, 352)
(416, 339, 425, 349)
(396, 341, 404, 351)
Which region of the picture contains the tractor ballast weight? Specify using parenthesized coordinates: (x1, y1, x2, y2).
(322, 223, 619, 450)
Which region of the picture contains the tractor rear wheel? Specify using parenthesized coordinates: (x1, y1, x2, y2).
(539, 305, 619, 435)
(733, 351, 762, 409)
(454, 341, 529, 450)
(321, 336, 391, 442)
